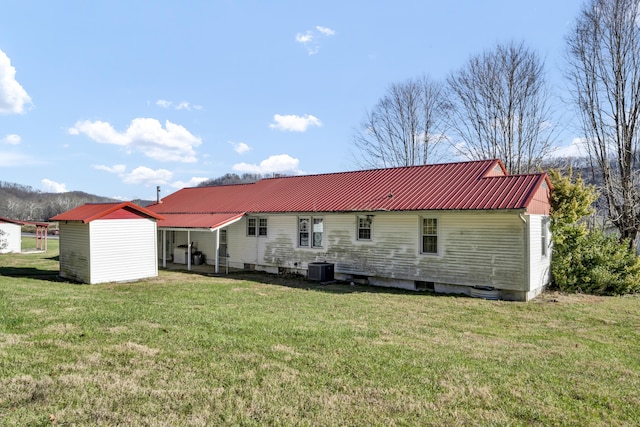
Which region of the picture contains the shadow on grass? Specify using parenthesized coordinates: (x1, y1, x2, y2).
(0, 266, 65, 282)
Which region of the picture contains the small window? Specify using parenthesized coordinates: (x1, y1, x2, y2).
(358, 216, 372, 240)
(258, 218, 268, 236)
(312, 217, 324, 247)
(422, 218, 438, 254)
(541, 217, 549, 256)
(247, 218, 256, 236)
(299, 217, 310, 246)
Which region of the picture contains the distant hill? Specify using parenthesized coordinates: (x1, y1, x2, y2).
(0, 181, 152, 222)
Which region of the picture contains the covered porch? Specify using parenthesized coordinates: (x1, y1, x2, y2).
(157, 212, 244, 274)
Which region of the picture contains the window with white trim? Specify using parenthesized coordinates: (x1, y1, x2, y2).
(247, 217, 256, 236)
(312, 217, 324, 247)
(358, 215, 372, 240)
(422, 217, 438, 254)
(299, 216, 324, 248)
(541, 217, 549, 256)
(247, 217, 267, 237)
(299, 217, 310, 246)
(258, 218, 268, 236)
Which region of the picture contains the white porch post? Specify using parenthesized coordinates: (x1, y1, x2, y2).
(162, 229, 166, 268)
(187, 230, 191, 271)
(215, 227, 220, 274)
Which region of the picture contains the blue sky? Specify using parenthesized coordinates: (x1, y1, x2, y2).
(0, 0, 584, 201)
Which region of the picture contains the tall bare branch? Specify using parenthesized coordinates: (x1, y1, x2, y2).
(352, 76, 449, 169)
(565, 0, 640, 248)
(447, 41, 555, 174)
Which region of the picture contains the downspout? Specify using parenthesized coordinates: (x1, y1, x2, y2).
(187, 230, 191, 271)
(162, 229, 166, 268)
(215, 227, 220, 274)
(519, 212, 531, 295)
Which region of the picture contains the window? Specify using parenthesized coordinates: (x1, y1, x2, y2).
(299, 217, 310, 246)
(247, 217, 267, 237)
(358, 216, 372, 240)
(312, 217, 324, 247)
(247, 218, 256, 236)
(259, 218, 268, 236)
(541, 217, 549, 256)
(422, 218, 438, 254)
(299, 216, 324, 248)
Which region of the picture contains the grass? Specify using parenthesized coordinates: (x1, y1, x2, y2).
(1, 238, 640, 425)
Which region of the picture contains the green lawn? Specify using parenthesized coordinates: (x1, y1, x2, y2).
(1, 239, 639, 426)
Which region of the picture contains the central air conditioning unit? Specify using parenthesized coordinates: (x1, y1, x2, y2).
(307, 262, 334, 282)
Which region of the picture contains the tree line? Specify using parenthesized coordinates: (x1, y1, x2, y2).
(352, 0, 640, 250)
(0, 181, 118, 222)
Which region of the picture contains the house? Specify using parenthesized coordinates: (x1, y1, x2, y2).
(148, 159, 552, 301)
(0, 217, 23, 254)
(50, 202, 164, 284)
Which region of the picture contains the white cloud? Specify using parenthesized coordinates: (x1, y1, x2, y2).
(122, 166, 173, 185)
(296, 32, 314, 44)
(93, 163, 173, 186)
(41, 178, 67, 193)
(233, 154, 302, 175)
(93, 164, 126, 174)
(296, 25, 335, 55)
(171, 177, 209, 189)
(1, 134, 20, 145)
(0, 49, 31, 114)
(156, 99, 172, 108)
(155, 99, 203, 111)
(316, 26, 335, 36)
(231, 141, 251, 154)
(269, 114, 321, 132)
(69, 118, 202, 162)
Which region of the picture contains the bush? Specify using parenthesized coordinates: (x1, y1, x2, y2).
(549, 168, 640, 296)
(552, 228, 640, 295)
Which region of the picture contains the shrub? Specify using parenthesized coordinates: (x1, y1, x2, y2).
(552, 229, 640, 295)
(549, 168, 640, 295)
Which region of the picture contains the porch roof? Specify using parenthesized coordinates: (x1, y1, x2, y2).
(157, 212, 245, 229)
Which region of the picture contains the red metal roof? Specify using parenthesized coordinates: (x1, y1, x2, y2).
(50, 202, 164, 223)
(158, 213, 244, 229)
(149, 159, 551, 228)
(0, 216, 24, 225)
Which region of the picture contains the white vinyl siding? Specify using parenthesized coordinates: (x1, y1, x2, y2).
(528, 214, 552, 296)
(88, 219, 158, 284)
(0, 222, 21, 254)
(58, 222, 91, 282)
(223, 211, 530, 292)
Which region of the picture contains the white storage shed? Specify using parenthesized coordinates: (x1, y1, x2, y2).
(50, 202, 164, 284)
(0, 217, 23, 254)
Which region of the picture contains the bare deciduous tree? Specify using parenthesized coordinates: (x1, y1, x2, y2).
(447, 41, 555, 174)
(565, 0, 640, 248)
(352, 76, 449, 169)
